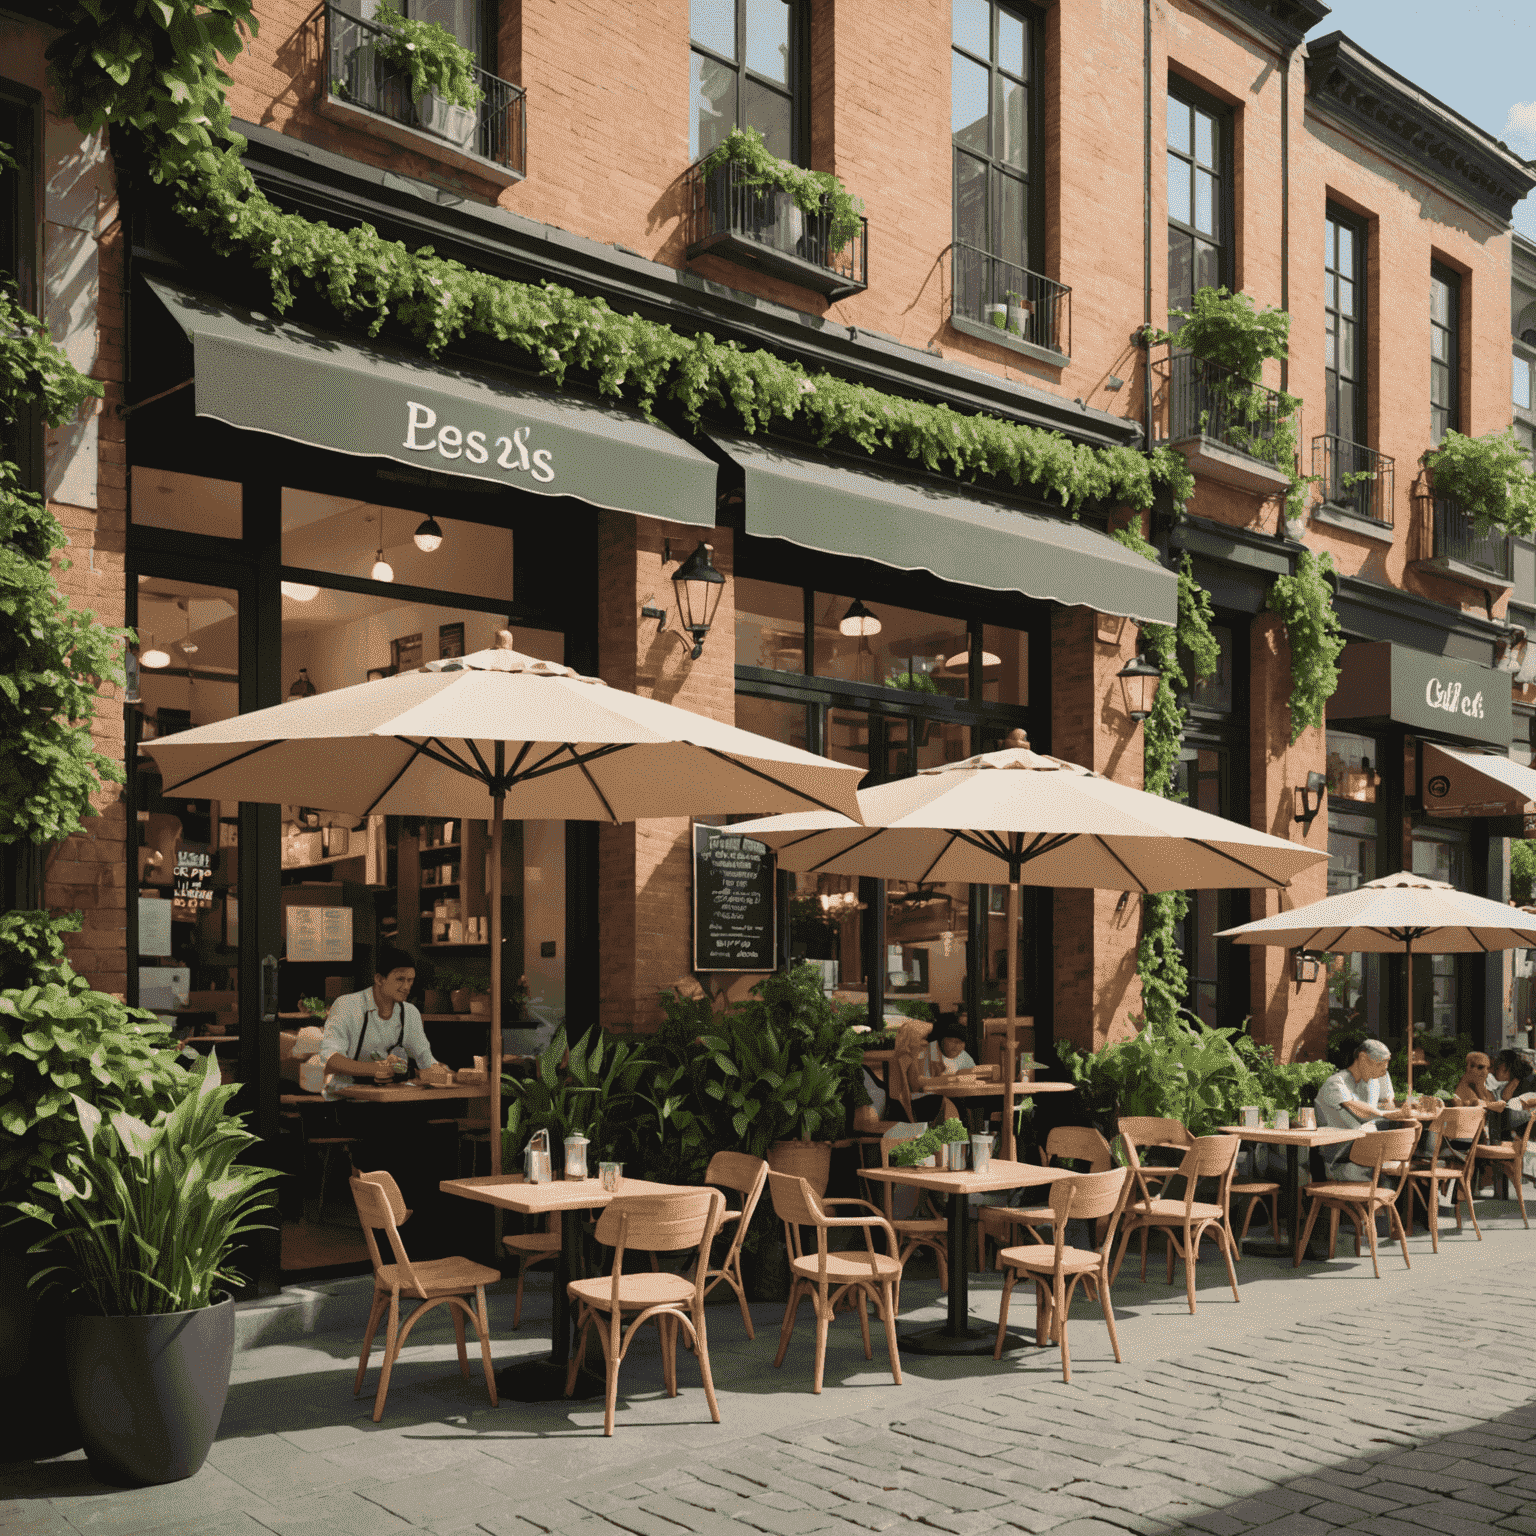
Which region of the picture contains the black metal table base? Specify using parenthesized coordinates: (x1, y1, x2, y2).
(495, 1357, 606, 1402)
(901, 1323, 1024, 1356)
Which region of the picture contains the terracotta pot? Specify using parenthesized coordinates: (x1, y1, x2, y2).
(468, 993, 491, 1018)
(766, 1139, 832, 1200)
(449, 987, 469, 1014)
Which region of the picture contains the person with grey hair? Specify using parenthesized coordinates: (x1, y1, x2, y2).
(1314, 1039, 1404, 1183)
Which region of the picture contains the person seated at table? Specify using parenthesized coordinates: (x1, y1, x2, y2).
(894, 1017, 944, 1123)
(1490, 1048, 1536, 1133)
(1451, 1051, 1495, 1107)
(936, 1027, 976, 1075)
(317, 946, 439, 1101)
(1315, 1039, 1403, 1183)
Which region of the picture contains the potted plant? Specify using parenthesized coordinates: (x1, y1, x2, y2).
(889, 1117, 968, 1168)
(435, 965, 469, 1013)
(1004, 289, 1033, 336)
(13, 1053, 276, 1485)
(983, 300, 1008, 330)
(373, 0, 483, 149)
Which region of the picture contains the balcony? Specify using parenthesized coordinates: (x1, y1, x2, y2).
(949, 243, 1071, 364)
(1412, 491, 1513, 586)
(1156, 353, 1293, 496)
(1311, 434, 1395, 534)
(320, 3, 525, 185)
(683, 160, 868, 300)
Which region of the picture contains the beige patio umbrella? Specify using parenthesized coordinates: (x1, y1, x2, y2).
(732, 729, 1326, 1155)
(1220, 871, 1536, 1095)
(140, 632, 865, 1169)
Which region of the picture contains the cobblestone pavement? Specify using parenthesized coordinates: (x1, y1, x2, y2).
(4, 1203, 1535, 1536)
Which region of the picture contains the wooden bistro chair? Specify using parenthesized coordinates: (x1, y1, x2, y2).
(768, 1171, 903, 1395)
(1293, 1124, 1420, 1279)
(695, 1152, 769, 1339)
(1113, 1116, 1194, 1277)
(1472, 1108, 1536, 1228)
(1401, 1104, 1485, 1252)
(993, 1167, 1132, 1383)
(871, 1130, 948, 1299)
(979, 1125, 1114, 1270)
(503, 1211, 561, 1330)
(566, 1188, 725, 1437)
(350, 1171, 498, 1423)
(1112, 1133, 1241, 1314)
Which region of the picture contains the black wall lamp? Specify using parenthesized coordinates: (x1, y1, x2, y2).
(1293, 948, 1322, 984)
(649, 539, 725, 659)
(1116, 650, 1161, 722)
(1294, 770, 1327, 832)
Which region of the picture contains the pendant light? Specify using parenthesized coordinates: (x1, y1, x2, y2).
(280, 581, 319, 601)
(176, 600, 197, 659)
(370, 511, 394, 583)
(838, 598, 881, 637)
(140, 636, 170, 669)
(413, 515, 444, 552)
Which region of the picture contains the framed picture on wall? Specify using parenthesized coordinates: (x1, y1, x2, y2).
(391, 632, 423, 671)
(438, 622, 465, 660)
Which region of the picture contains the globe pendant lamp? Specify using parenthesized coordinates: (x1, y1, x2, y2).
(839, 598, 881, 637)
(413, 516, 444, 552)
(671, 541, 725, 659)
(371, 510, 394, 583)
(141, 634, 170, 669)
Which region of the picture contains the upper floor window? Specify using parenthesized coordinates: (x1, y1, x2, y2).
(690, 0, 799, 163)
(402, 0, 493, 68)
(1325, 208, 1366, 446)
(1167, 80, 1231, 323)
(1430, 263, 1461, 445)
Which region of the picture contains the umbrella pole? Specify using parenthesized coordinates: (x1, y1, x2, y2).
(489, 786, 505, 1175)
(1404, 934, 1413, 1101)
(1003, 880, 1019, 1162)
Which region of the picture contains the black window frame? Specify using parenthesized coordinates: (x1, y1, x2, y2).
(1166, 74, 1234, 325)
(688, 0, 809, 167)
(950, 0, 1044, 278)
(1431, 261, 1461, 446)
(0, 80, 42, 493)
(1325, 204, 1368, 448)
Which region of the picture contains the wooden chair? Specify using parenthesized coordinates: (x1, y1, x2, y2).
(1111, 1134, 1241, 1313)
(1113, 1116, 1194, 1276)
(502, 1211, 561, 1329)
(993, 1167, 1132, 1383)
(1401, 1104, 1485, 1251)
(768, 1170, 903, 1395)
(566, 1188, 725, 1437)
(979, 1125, 1113, 1269)
(696, 1151, 769, 1338)
(350, 1171, 498, 1423)
(871, 1130, 948, 1298)
(1472, 1108, 1536, 1227)
(1229, 1145, 1281, 1260)
(1293, 1124, 1419, 1279)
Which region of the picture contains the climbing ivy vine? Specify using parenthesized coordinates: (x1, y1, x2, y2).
(1267, 547, 1346, 744)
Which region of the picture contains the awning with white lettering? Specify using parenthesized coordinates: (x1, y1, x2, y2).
(1421, 742, 1536, 818)
(144, 278, 717, 524)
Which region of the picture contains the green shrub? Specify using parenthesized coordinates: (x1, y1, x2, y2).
(1513, 840, 1536, 905)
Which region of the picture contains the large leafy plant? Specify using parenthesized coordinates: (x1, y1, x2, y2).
(1423, 428, 1536, 537)
(14, 1053, 276, 1315)
(372, 0, 483, 111)
(701, 126, 864, 253)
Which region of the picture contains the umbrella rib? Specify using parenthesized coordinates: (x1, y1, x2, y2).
(560, 743, 621, 823)
(1017, 832, 1076, 864)
(159, 738, 282, 795)
(360, 740, 437, 817)
(1088, 836, 1151, 894)
(808, 828, 886, 873)
(462, 738, 495, 782)
(515, 744, 633, 783)
(1188, 839, 1297, 887)
(407, 739, 492, 782)
(699, 748, 864, 819)
(917, 834, 961, 885)
(953, 829, 1010, 860)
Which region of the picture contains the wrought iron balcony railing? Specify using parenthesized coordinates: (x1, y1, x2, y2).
(1311, 434, 1395, 528)
(1159, 352, 1288, 466)
(1415, 491, 1513, 580)
(323, 3, 525, 177)
(950, 243, 1071, 357)
(683, 159, 868, 300)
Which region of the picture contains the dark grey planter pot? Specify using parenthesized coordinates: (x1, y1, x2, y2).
(65, 1294, 234, 1485)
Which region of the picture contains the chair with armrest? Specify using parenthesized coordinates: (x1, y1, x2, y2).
(979, 1125, 1113, 1269)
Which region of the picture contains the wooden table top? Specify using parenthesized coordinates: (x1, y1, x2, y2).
(439, 1172, 688, 1216)
(1218, 1124, 1362, 1147)
(860, 1158, 1076, 1197)
(334, 1081, 490, 1102)
(916, 1077, 1075, 1097)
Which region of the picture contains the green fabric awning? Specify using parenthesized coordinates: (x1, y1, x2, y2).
(146, 278, 717, 524)
(709, 431, 1177, 624)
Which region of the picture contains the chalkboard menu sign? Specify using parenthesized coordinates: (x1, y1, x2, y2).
(693, 824, 777, 972)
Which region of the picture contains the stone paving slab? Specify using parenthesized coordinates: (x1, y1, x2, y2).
(4, 1204, 1536, 1536)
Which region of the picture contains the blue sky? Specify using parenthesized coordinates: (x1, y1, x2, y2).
(1318, 2, 1536, 241)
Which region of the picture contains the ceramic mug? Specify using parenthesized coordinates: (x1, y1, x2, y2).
(1241, 1105, 1260, 1129)
(1274, 1109, 1290, 1131)
(1298, 1107, 1317, 1130)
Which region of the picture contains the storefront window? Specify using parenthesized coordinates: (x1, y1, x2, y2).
(735, 693, 809, 751)
(1326, 730, 1379, 803)
(813, 593, 968, 696)
(130, 467, 243, 539)
(886, 880, 968, 1010)
(1327, 805, 1380, 1037)
(980, 623, 1028, 706)
(1187, 625, 1232, 714)
(735, 577, 804, 672)
(1413, 825, 1469, 1038)
(281, 491, 514, 602)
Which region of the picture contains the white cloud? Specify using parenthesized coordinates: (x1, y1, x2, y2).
(1505, 100, 1536, 157)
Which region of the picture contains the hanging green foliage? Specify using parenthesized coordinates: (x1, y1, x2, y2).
(371, 0, 483, 111)
(701, 127, 864, 253)
(1267, 547, 1345, 744)
(1422, 428, 1536, 537)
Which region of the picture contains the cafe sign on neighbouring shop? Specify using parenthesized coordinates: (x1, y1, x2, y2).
(1327, 641, 1513, 747)
(1420, 742, 1536, 819)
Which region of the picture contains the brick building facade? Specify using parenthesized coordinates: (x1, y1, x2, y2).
(9, 0, 1536, 1206)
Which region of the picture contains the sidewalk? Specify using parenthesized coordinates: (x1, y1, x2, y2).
(3, 1199, 1535, 1536)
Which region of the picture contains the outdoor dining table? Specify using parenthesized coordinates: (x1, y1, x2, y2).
(440, 1171, 691, 1401)
(860, 1158, 1074, 1354)
(914, 1077, 1077, 1159)
(334, 1081, 491, 1103)
(1219, 1124, 1365, 1259)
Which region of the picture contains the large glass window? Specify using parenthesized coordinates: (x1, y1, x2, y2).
(1325, 208, 1366, 447)
(1431, 264, 1461, 446)
(735, 577, 804, 673)
(689, 0, 799, 162)
(130, 466, 243, 540)
(814, 593, 970, 695)
(952, 0, 1036, 295)
(1326, 731, 1381, 1037)
(1413, 824, 1469, 1038)
(1167, 81, 1230, 323)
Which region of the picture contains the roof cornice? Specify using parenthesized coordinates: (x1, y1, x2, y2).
(1306, 34, 1536, 224)
(1204, 0, 1330, 52)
